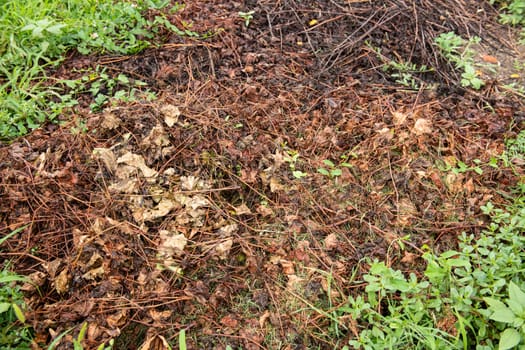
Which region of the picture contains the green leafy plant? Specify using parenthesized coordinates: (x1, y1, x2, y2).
(490, 0, 525, 42)
(435, 157, 484, 175)
(434, 32, 485, 89)
(326, 131, 525, 349)
(368, 43, 432, 89)
(0, 227, 32, 349)
(317, 159, 351, 179)
(284, 149, 308, 179)
(0, 0, 188, 141)
(484, 282, 525, 350)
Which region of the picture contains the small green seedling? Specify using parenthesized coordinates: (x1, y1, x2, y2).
(317, 159, 351, 179)
(284, 150, 308, 179)
(238, 11, 255, 27)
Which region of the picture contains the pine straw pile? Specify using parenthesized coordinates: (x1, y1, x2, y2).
(1, 0, 524, 349)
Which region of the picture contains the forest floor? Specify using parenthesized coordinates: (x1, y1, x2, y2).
(1, 1, 525, 349)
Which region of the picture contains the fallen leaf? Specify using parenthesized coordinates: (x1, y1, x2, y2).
(280, 259, 295, 275)
(142, 198, 179, 221)
(481, 54, 498, 64)
(148, 309, 172, 323)
(142, 124, 170, 147)
(101, 112, 121, 129)
(413, 118, 432, 135)
(117, 152, 158, 178)
(392, 110, 408, 126)
(286, 274, 304, 290)
(259, 310, 271, 328)
(234, 203, 252, 215)
(215, 238, 233, 260)
(220, 314, 239, 328)
(54, 268, 69, 294)
(401, 252, 418, 264)
(92, 148, 117, 174)
(396, 197, 418, 227)
(82, 265, 105, 280)
(109, 179, 140, 194)
(160, 104, 181, 127)
(218, 223, 238, 236)
(324, 233, 339, 250)
(106, 309, 127, 328)
(139, 334, 171, 350)
(269, 176, 284, 192)
(158, 230, 187, 258)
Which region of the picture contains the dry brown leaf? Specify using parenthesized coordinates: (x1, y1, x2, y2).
(160, 104, 181, 127)
(106, 309, 127, 328)
(413, 118, 432, 135)
(148, 309, 172, 323)
(234, 203, 252, 215)
(142, 124, 170, 147)
(92, 148, 117, 173)
(392, 110, 409, 126)
(286, 274, 304, 290)
(259, 310, 271, 328)
(324, 233, 339, 250)
(396, 197, 418, 227)
(117, 152, 158, 178)
(141, 198, 178, 222)
(158, 229, 187, 258)
(220, 314, 239, 328)
(101, 112, 121, 129)
(139, 334, 171, 350)
(43, 259, 62, 279)
(269, 176, 284, 192)
(401, 252, 418, 264)
(280, 259, 295, 275)
(215, 238, 233, 260)
(54, 268, 69, 294)
(256, 204, 274, 217)
(21, 271, 46, 292)
(82, 265, 105, 280)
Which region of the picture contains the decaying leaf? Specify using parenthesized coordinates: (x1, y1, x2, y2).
(92, 147, 117, 173)
(234, 203, 252, 215)
(396, 197, 418, 227)
(392, 110, 409, 126)
(158, 229, 187, 258)
(215, 238, 233, 260)
(412, 118, 432, 135)
(324, 233, 339, 250)
(141, 198, 179, 222)
(54, 268, 69, 294)
(117, 152, 158, 178)
(160, 104, 181, 127)
(139, 334, 171, 350)
(142, 124, 170, 147)
(106, 309, 127, 328)
(101, 112, 121, 129)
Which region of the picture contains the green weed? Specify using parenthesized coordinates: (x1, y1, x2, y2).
(434, 32, 485, 89)
(325, 131, 525, 349)
(0, 0, 190, 141)
(0, 226, 32, 349)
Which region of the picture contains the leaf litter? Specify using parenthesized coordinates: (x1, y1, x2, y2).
(0, 0, 524, 349)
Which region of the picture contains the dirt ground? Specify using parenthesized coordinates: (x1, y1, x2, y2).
(1, 1, 524, 349)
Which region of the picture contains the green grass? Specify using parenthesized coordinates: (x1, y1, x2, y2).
(0, 226, 32, 349)
(0, 0, 189, 141)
